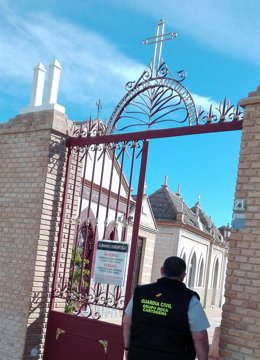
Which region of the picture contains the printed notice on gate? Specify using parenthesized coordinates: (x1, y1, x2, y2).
(93, 240, 129, 286)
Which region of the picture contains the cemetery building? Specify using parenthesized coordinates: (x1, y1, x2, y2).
(148, 178, 227, 308)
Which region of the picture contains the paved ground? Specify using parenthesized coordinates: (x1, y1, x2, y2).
(205, 306, 222, 359)
(205, 306, 222, 344)
(113, 305, 223, 360)
(107, 305, 223, 343)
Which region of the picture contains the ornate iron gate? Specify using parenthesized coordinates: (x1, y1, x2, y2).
(43, 20, 243, 360)
(43, 122, 150, 360)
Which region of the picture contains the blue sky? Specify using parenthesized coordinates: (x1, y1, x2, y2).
(1, 0, 259, 227)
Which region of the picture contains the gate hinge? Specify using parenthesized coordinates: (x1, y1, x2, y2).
(99, 339, 108, 354)
(56, 327, 66, 340)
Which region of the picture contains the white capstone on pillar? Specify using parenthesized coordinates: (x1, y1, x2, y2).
(29, 63, 46, 107)
(44, 59, 62, 105)
(20, 59, 65, 114)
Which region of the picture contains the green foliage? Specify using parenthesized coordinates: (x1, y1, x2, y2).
(65, 247, 90, 314)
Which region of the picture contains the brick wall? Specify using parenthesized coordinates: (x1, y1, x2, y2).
(219, 88, 260, 360)
(0, 110, 71, 360)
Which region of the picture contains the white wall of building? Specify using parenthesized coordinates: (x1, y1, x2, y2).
(151, 224, 227, 309)
(127, 196, 158, 285)
(82, 146, 128, 197)
(151, 225, 181, 281)
(178, 228, 209, 301)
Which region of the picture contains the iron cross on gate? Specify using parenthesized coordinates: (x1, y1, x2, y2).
(143, 19, 177, 76)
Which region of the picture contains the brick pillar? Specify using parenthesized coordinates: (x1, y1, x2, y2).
(0, 110, 72, 360)
(219, 88, 260, 360)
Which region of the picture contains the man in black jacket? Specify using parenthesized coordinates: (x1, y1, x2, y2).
(123, 256, 209, 360)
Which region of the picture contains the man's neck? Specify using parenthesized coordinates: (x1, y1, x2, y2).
(163, 276, 182, 282)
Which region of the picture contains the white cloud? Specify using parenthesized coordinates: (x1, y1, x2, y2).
(0, 0, 224, 121)
(192, 93, 218, 112)
(0, 3, 144, 118)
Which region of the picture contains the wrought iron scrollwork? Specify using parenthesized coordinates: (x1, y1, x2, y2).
(196, 98, 244, 125)
(54, 281, 125, 320)
(105, 60, 243, 134)
(106, 60, 198, 133)
(72, 118, 107, 138)
(69, 71, 243, 136)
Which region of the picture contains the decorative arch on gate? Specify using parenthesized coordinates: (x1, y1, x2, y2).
(105, 63, 244, 136)
(107, 64, 198, 134)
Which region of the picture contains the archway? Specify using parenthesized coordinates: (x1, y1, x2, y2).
(188, 252, 197, 289)
(181, 252, 186, 263)
(211, 258, 220, 306)
(198, 257, 205, 287)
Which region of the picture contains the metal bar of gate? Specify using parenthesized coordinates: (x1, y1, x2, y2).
(122, 142, 137, 242)
(125, 139, 149, 305)
(78, 145, 99, 294)
(103, 144, 117, 239)
(66, 146, 90, 292)
(50, 147, 72, 309)
(114, 142, 127, 232)
(95, 144, 107, 221)
(66, 121, 242, 148)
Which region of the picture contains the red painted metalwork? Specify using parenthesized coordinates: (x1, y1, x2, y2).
(106, 58, 243, 133)
(44, 126, 149, 359)
(67, 120, 243, 148)
(44, 311, 124, 360)
(103, 144, 117, 239)
(124, 140, 149, 304)
(114, 143, 126, 225)
(66, 147, 90, 290)
(50, 147, 72, 310)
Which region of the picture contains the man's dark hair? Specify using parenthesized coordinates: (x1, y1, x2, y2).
(162, 256, 186, 277)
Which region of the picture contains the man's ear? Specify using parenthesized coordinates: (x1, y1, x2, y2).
(160, 267, 164, 276)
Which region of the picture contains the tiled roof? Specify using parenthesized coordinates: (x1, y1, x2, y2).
(149, 185, 199, 226)
(149, 184, 223, 239)
(148, 185, 178, 221)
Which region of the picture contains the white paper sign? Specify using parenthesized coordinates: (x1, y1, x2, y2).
(94, 240, 129, 286)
